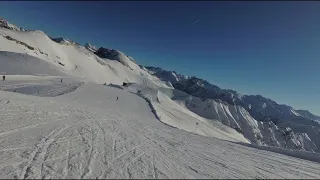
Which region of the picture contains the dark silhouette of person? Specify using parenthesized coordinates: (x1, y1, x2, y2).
(117, 97, 119, 101)
(2, 75, 5, 81)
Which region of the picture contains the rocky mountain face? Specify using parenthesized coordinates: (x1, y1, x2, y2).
(94, 47, 137, 69)
(144, 66, 188, 83)
(50, 37, 81, 46)
(0, 17, 25, 31)
(84, 43, 97, 52)
(296, 110, 320, 122)
(145, 66, 320, 152)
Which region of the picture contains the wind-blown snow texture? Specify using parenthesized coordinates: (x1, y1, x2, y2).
(0, 18, 319, 178)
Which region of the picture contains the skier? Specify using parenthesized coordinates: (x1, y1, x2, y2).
(117, 97, 119, 101)
(2, 75, 5, 81)
(60, 78, 63, 82)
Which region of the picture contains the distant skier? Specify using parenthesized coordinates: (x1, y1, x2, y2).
(195, 122, 199, 132)
(117, 97, 119, 101)
(2, 75, 5, 81)
(60, 78, 63, 82)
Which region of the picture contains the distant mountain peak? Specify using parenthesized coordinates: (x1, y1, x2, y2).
(0, 17, 25, 31)
(296, 109, 320, 121)
(94, 47, 138, 68)
(84, 43, 97, 52)
(50, 37, 80, 46)
(144, 66, 319, 122)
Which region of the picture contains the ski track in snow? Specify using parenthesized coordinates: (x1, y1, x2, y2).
(0, 83, 319, 179)
(0, 76, 84, 97)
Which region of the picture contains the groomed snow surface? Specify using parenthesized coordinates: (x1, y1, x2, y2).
(0, 78, 320, 179)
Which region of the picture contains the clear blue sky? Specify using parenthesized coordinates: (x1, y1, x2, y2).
(0, 1, 319, 115)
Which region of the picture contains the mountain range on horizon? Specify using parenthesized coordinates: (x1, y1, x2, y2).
(1, 17, 320, 153)
(2, 17, 318, 117)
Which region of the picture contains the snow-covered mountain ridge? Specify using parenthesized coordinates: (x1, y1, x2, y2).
(0, 17, 319, 153)
(144, 66, 320, 152)
(144, 66, 320, 120)
(0, 18, 25, 31)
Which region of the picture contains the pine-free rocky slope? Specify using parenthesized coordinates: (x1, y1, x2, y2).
(144, 66, 320, 153)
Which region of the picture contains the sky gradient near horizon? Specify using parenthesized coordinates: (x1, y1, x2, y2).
(0, 1, 319, 115)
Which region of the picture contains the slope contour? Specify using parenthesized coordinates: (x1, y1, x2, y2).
(0, 84, 319, 179)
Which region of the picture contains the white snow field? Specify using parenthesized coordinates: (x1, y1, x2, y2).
(125, 83, 250, 143)
(0, 84, 320, 179)
(0, 21, 320, 179)
(0, 76, 83, 97)
(0, 29, 170, 88)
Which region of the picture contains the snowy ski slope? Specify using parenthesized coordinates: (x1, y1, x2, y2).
(0, 20, 320, 179)
(0, 84, 320, 179)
